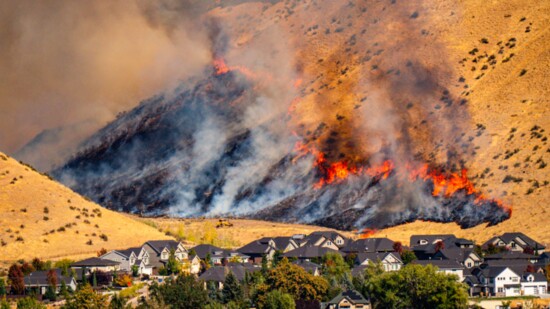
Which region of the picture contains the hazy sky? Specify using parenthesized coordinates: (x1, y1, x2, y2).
(0, 1, 212, 154)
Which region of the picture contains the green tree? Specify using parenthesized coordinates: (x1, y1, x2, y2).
(62, 284, 108, 309)
(147, 274, 208, 309)
(265, 258, 328, 302)
(322, 252, 351, 285)
(204, 303, 224, 309)
(271, 251, 283, 268)
(44, 286, 57, 302)
(131, 265, 139, 277)
(222, 272, 242, 304)
(16, 297, 45, 309)
(8, 264, 25, 295)
(54, 259, 74, 276)
(165, 249, 181, 275)
(400, 250, 416, 265)
(0, 278, 6, 296)
(264, 290, 295, 309)
(361, 264, 468, 309)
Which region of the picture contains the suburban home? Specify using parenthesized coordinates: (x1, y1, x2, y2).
(71, 257, 120, 274)
(293, 260, 321, 276)
(301, 231, 350, 250)
(238, 238, 278, 264)
(432, 248, 483, 268)
(192, 244, 249, 265)
(355, 252, 403, 272)
(341, 238, 395, 254)
(411, 235, 475, 260)
(198, 263, 261, 289)
(136, 240, 189, 274)
(520, 272, 548, 296)
(413, 259, 465, 281)
(323, 289, 371, 309)
(483, 233, 546, 255)
(24, 269, 77, 295)
(183, 255, 201, 275)
(100, 247, 141, 272)
(472, 266, 522, 297)
(272, 237, 300, 252)
(284, 245, 343, 261)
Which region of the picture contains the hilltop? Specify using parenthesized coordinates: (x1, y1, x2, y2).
(0, 152, 171, 265)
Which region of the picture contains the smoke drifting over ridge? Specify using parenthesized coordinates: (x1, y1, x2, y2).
(0, 1, 214, 164)
(50, 0, 511, 231)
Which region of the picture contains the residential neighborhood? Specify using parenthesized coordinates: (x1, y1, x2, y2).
(1, 230, 549, 308)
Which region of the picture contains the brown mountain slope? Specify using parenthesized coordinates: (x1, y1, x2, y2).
(205, 0, 549, 245)
(0, 152, 171, 264)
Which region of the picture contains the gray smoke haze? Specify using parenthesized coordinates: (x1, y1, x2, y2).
(0, 1, 213, 167)
(49, 0, 510, 230)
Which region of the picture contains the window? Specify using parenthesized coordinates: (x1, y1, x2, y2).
(467, 262, 472, 267)
(419, 240, 428, 245)
(336, 239, 343, 245)
(498, 288, 503, 293)
(326, 241, 332, 246)
(511, 242, 516, 248)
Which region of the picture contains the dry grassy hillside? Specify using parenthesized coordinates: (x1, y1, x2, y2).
(207, 0, 549, 245)
(0, 152, 171, 265)
(374, 0, 550, 246)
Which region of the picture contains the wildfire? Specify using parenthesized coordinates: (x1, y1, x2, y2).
(293, 140, 510, 213)
(357, 228, 377, 239)
(212, 57, 258, 80)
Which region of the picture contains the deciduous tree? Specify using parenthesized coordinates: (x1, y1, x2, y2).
(264, 290, 295, 309)
(265, 258, 328, 302)
(8, 264, 25, 295)
(147, 274, 208, 309)
(62, 284, 108, 309)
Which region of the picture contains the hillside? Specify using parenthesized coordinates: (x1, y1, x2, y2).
(0, 152, 171, 265)
(46, 0, 548, 242)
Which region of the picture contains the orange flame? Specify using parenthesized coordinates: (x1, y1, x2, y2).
(358, 228, 377, 239)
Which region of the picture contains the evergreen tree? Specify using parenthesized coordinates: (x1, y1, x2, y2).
(16, 297, 46, 309)
(271, 251, 283, 268)
(166, 249, 181, 275)
(146, 274, 208, 309)
(44, 286, 57, 302)
(222, 272, 242, 304)
(92, 271, 97, 287)
(400, 250, 417, 265)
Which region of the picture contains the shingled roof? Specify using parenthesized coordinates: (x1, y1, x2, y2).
(71, 257, 120, 267)
(24, 269, 74, 286)
(284, 245, 343, 259)
(324, 289, 370, 307)
(483, 233, 545, 250)
(145, 240, 181, 254)
(198, 264, 260, 282)
(342, 238, 395, 253)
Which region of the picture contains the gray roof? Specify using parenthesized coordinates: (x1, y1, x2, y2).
(522, 272, 547, 283)
(433, 248, 476, 262)
(303, 231, 350, 248)
(24, 269, 74, 286)
(117, 247, 141, 257)
(145, 240, 181, 254)
(342, 238, 395, 253)
(411, 235, 474, 253)
(413, 259, 464, 269)
(272, 237, 297, 250)
(355, 252, 402, 264)
(198, 264, 260, 282)
(192, 244, 228, 259)
(284, 245, 343, 259)
(410, 235, 455, 247)
(485, 251, 537, 260)
(238, 239, 275, 256)
(325, 290, 369, 306)
(483, 233, 545, 250)
(72, 257, 120, 267)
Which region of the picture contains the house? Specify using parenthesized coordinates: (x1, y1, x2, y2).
(472, 266, 521, 297)
(341, 238, 395, 254)
(293, 260, 321, 276)
(432, 248, 482, 268)
(184, 255, 201, 275)
(192, 244, 249, 265)
(24, 269, 77, 295)
(411, 235, 475, 260)
(198, 264, 261, 289)
(238, 238, 278, 264)
(284, 245, 343, 261)
(483, 233, 546, 255)
(301, 231, 350, 250)
(520, 272, 548, 296)
(100, 247, 141, 272)
(71, 257, 120, 274)
(323, 289, 371, 309)
(355, 252, 403, 271)
(135, 240, 188, 275)
(413, 259, 465, 281)
(272, 237, 300, 252)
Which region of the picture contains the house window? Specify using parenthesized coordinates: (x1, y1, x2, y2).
(511, 242, 516, 248)
(419, 240, 428, 245)
(467, 262, 472, 267)
(498, 288, 503, 293)
(336, 239, 343, 245)
(326, 241, 332, 246)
